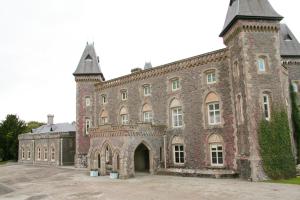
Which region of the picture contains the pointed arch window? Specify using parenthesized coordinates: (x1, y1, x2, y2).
(142, 104, 153, 123)
(37, 147, 41, 160)
(85, 118, 91, 134)
(120, 107, 129, 125)
(205, 92, 221, 125)
(21, 147, 25, 160)
(51, 147, 55, 161)
(44, 148, 48, 161)
(27, 148, 31, 160)
(170, 99, 183, 128)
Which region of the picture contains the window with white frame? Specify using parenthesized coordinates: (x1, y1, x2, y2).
(85, 97, 91, 107)
(85, 118, 91, 135)
(172, 107, 183, 128)
(258, 58, 266, 72)
(210, 144, 224, 166)
(101, 117, 108, 125)
(143, 111, 153, 123)
(143, 84, 151, 96)
(207, 71, 216, 84)
(171, 78, 180, 91)
(37, 147, 41, 160)
(208, 103, 221, 125)
(173, 144, 184, 164)
(44, 148, 48, 161)
(263, 94, 271, 121)
(21, 148, 25, 159)
(51, 147, 55, 161)
(121, 90, 128, 100)
(102, 95, 107, 104)
(121, 114, 129, 125)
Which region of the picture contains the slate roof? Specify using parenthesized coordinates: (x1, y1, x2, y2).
(32, 123, 76, 134)
(73, 43, 104, 79)
(280, 24, 300, 57)
(220, 0, 283, 36)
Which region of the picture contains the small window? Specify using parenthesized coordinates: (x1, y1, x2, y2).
(173, 144, 184, 164)
(121, 114, 129, 125)
(208, 103, 221, 125)
(51, 147, 55, 161)
(102, 95, 107, 104)
(207, 71, 216, 84)
(121, 90, 128, 100)
(143, 111, 153, 123)
(105, 147, 110, 163)
(263, 94, 271, 121)
(85, 119, 91, 135)
(172, 107, 183, 128)
(100, 117, 108, 125)
(143, 85, 151, 96)
(258, 58, 266, 72)
(44, 148, 48, 161)
(85, 97, 91, 107)
(210, 144, 223, 166)
(171, 79, 180, 91)
(38, 148, 41, 160)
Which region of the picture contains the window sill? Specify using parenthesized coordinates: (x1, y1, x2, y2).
(206, 166, 225, 169)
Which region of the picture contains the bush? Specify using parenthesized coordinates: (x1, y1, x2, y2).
(258, 110, 296, 179)
(290, 86, 300, 164)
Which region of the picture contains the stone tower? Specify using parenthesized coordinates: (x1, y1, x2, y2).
(220, 0, 288, 180)
(73, 43, 104, 168)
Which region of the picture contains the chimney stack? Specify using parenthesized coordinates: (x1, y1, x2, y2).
(47, 114, 54, 125)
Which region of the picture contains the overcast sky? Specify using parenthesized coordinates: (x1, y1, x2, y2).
(0, 0, 299, 123)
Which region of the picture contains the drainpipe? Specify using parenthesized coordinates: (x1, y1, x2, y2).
(60, 138, 63, 166)
(163, 134, 167, 169)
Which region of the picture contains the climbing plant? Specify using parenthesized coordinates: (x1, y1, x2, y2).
(258, 109, 296, 180)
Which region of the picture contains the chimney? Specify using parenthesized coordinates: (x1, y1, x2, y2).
(47, 114, 54, 125)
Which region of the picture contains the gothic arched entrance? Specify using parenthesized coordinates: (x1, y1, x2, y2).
(134, 143, 150, 172)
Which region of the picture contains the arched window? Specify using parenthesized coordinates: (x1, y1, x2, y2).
(51, 147, 55, 161)
(44, 147, 48, 161)
(205, 92, 221, 125)
(263, 93, 271, 121)
(100, 110, 108, 125)
(208, 134, 224, 166)
(172, 136, 184, 164)
(37, 147, 41, 160)
(85, 118, 91, 135)
(170, 99, 183, 128)
(120, 107, 129, 125)
(142, 104, 153, 123)
(257, 57, 266, 72)
(104, 145, 112, 164)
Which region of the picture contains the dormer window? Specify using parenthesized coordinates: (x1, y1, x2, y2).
(121, 90, 128, 101)
(85, 54, 92, 60)
(284, 34, 293, 41)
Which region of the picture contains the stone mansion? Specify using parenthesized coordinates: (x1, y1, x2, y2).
(19, 0, 300, 181)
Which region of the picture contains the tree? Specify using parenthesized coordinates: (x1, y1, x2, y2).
(290, 85, 300, 164)
(0, 115, 26, 161)
(24, 121, 45, 133)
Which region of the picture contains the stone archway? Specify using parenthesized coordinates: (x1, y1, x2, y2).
(134, 143, 150, 172)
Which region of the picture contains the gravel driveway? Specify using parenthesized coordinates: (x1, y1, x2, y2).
(0, 164, 299, 200)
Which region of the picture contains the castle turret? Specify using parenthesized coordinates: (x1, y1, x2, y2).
(73, 43, 104, 168)
(221, 0, 288, 181)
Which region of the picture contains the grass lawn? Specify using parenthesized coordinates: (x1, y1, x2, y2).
(266, 177, 300, 185)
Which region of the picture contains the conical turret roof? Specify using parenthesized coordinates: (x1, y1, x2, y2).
(220, 0, 283, 37)
(73, 43, 104, 79)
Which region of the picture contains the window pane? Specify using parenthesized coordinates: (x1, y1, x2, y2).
(180, 157, 184, 163)
(218, 157, 223, 164)
(217, 146, 222, 151)
(215, 103, 219, 110)
(212, 157, 217, 164)
(175, 146, 179, 151)
(179, 145, 184, 151)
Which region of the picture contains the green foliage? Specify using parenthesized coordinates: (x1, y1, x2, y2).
(0, 115, 27, 161)
(290, 85, 300, 164)
(258, 109, 296, 180)
(25, 121, 45, 133)
(266, 177, 300, 185)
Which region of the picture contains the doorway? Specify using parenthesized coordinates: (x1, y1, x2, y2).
(134, 143, 150, 172)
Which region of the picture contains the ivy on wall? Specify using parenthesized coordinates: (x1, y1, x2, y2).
(258, 109, 296, 180)
(290, 85, 300, 164)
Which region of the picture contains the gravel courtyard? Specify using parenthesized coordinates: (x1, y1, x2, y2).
(0, 164, 299, 200)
